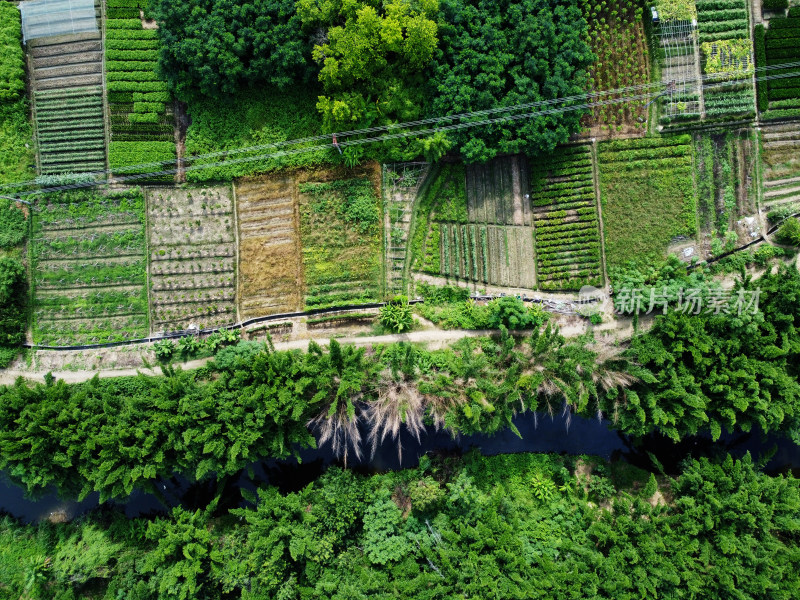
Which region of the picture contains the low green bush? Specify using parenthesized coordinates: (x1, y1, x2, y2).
(776, 218, 800, 246)
(0, 2, 25, 101)
(379, 296, 414, 333)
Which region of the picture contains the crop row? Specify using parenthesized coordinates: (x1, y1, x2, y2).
(600, 134, 692, 152)
(34, 84, 106, 174)
(594, 155, 693, 173)
(35, 263, 146, 288)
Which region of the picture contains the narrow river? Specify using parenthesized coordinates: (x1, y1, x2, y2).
(2, 413, 799, 523)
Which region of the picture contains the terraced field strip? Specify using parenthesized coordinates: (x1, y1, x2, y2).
(236, 176, 304, 318)
(760, 124, 800, 210)
(147, 186, 237, 332)
(28, 25, 107, 174)
(30, 189, 149, 346)
(530, 145, 602, 291)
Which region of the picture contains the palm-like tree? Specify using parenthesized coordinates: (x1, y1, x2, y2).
(305, 340, 374, 466)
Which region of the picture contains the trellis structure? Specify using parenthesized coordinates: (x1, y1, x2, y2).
(657, 18, 703, 120)
(383, 162, 429, 296)
(18, 0, 97, 43)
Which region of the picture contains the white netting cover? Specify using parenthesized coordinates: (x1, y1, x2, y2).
(19, 0, 97, 43)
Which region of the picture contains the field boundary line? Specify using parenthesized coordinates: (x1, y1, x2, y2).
(590, 139, 609, 289)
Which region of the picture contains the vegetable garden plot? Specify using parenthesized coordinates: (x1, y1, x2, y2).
(30, 189, 149, 346)
(755, 11, 800, 117)
(693, 130, 756, 245)
(236, 176, 303, 318)
(760, 123, 800, 211)
(105, 1, 175, 179)
(579, 0, 650, 131)
(696, 0, 755, 119)
(530, 145, 603, 290)
(298, 172, 383, 308)
(598, 135, 698, 270)
(147, 186, 237, 331)
(655, 16, 703, 123)
(439, 224, 535, 289)
(465, 156, 531, 226)
(28, 30, 107, 174)
(412, 160, 537, 289)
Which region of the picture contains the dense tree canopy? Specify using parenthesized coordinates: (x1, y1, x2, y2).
(430, 0, 593, 161)
(2, 452, 799, 599)
(152, 0, 594, 160)
(151, 0, 311, 96)
(606, 265, 800, 443)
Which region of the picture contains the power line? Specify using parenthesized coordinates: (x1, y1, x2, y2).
(6, 62, 800, 201)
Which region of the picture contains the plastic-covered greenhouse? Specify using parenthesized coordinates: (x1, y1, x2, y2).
(19, 0, 97, 43)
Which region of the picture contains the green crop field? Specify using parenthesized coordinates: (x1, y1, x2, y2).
(30, 189, 149, 345)
(105, 0, 175, 179)
(531, 145, 603, 290)
(598, 135, 698, 270)
(298, 173, 384, 308)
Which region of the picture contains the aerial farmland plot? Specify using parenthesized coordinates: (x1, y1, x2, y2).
(297, 167, 384, 308)
(410, 159, 537, 289)
(27, 30, 107, 174)
(462, 157, 536, 288)
(235, 176, 303, 318)
(598, 135, 698, 270)
(146, 186, 237, 331)
(30, 189, 149, 346)
(413, 154, 606, 291)
(579, 0, 650, 134)
(531, 145, 604, 290)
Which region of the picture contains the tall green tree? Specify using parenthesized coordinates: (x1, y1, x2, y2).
(297, 0, 439, 132)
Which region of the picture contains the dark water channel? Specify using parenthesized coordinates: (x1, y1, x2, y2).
(2, 413, 799, 523)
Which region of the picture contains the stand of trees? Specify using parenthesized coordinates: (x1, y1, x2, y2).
(150, 0, 593, 161)
(2, 451, 799, 599)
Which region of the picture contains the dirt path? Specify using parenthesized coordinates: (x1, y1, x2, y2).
(0, 330, 496, 386)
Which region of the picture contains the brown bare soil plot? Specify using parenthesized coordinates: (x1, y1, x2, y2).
(147, 186, 237, 331)
(236, 176, 303, 318)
